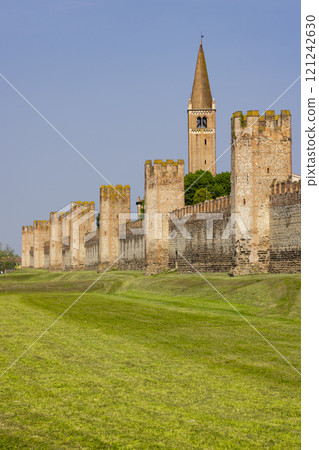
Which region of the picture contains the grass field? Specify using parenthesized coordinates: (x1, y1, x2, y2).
(0, 270, 300, 448)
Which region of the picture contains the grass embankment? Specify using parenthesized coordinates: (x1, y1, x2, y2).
(0, 270, 300, 448)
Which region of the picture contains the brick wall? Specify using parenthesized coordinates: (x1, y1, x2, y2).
(230, 110, 292, 275)
(144, 159, 185, 274)
(99, 185, 130, 270)
(169, 196, 233, 272)
(269, 180, 301, 273)
(84, 230, 99, 269)
(119, 220, 146, 270)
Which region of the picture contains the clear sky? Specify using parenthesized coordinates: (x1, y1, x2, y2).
(0, 0, 300, 254)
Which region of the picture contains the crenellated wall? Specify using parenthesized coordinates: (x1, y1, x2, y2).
(269, 180, 301, 273)
(169, 196, 232, 272)
(20, 109, 300, 276)
(119, 220, 146, 270)
(22, 202, 96, 271)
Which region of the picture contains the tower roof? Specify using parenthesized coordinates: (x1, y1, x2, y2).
(190, 42, 212, 109)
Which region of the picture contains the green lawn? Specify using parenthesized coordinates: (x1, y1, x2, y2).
(0, 270, 300, 448)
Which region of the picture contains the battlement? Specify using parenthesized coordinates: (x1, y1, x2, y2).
(100, 185, 130, 199)
(22, 225, 34, 232)
(126, 219, 143, 230)
(270, 180, 301, 207)
(33, 220, 50, 230)
(71, 201, 95, 212)
(172, 195, 231, 219)
(232, 110, 291, 130)
(271, 179, 301, 196)
(50, 211, 65, 221)
(145, 159, 184, 177)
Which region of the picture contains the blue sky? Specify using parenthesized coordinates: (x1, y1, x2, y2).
(0, 0, 300, 254)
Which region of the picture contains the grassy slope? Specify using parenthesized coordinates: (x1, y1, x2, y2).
(0, 270, 300, 449)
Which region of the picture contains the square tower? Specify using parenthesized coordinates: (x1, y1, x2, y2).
(230, 110, 292, 274)
(144, 159, 184, 274)
(99, 185, 130, 268)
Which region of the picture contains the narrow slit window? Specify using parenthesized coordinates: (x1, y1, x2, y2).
(267, 167, 270, 173)
(243, 199, 246, 205)
(204, 139, 207, 145)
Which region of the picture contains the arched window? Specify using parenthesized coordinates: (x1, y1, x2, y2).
(197, 117, 202, 128)
(202, 116, 207, 128)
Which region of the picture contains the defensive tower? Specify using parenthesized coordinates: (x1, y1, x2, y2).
(33, 220, 50, 269)
(144, 159, 184, 274)
(69, 201, 95, 269)
(230, 110, 292, 274)
(99, 185, 130, 268)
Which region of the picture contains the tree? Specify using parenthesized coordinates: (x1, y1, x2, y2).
(193, 187, 213, 204)
(139, 199, 145, 220)
(0, 242, 17, 259)
(184, 170, 231, 205)
(96, 213, 100, 229)
(0, 242, 19, 272)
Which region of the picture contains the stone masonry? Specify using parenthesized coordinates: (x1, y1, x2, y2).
(99, 185, 130, 271)
(21, 43, 300, 276)
(230, 110, 292, 275)
(144, 159, 184, 274)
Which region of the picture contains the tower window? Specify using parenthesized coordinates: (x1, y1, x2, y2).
(267, 168, 270, 173)
(243, 199, 246, 205)
(197, 117, 202, 128)
(205, 159, 206, 164)
(204, 139, 207, 145)
(202, 117, 207, 128)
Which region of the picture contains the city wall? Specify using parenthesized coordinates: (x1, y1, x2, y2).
(21, 110, 301, 276)
(269, 180, 301, 273)
(168, 196, 232, 272)
(118, 220, 146, 270)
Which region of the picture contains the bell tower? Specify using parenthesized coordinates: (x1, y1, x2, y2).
(188, 41, 216, 176)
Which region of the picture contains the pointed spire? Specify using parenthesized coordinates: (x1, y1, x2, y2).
(190, 42, 212, 109)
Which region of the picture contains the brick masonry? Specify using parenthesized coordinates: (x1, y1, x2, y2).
(230, 110, 292, 275)
(21, 156, 301, 275)
(144, 159, 185, 274)
(269, 180, 301, 273)
(169, 197, 232, 272)
(119, 220, 146, 271)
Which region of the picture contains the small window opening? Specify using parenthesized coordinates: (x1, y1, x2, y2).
(204, 139, 207, 145)
(202, 117, 207, 128)
(197, 117, 202, 128)
(243, 199, 246, 205)
(205, 159, 206, 164)
(267, 167, 270, 173)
